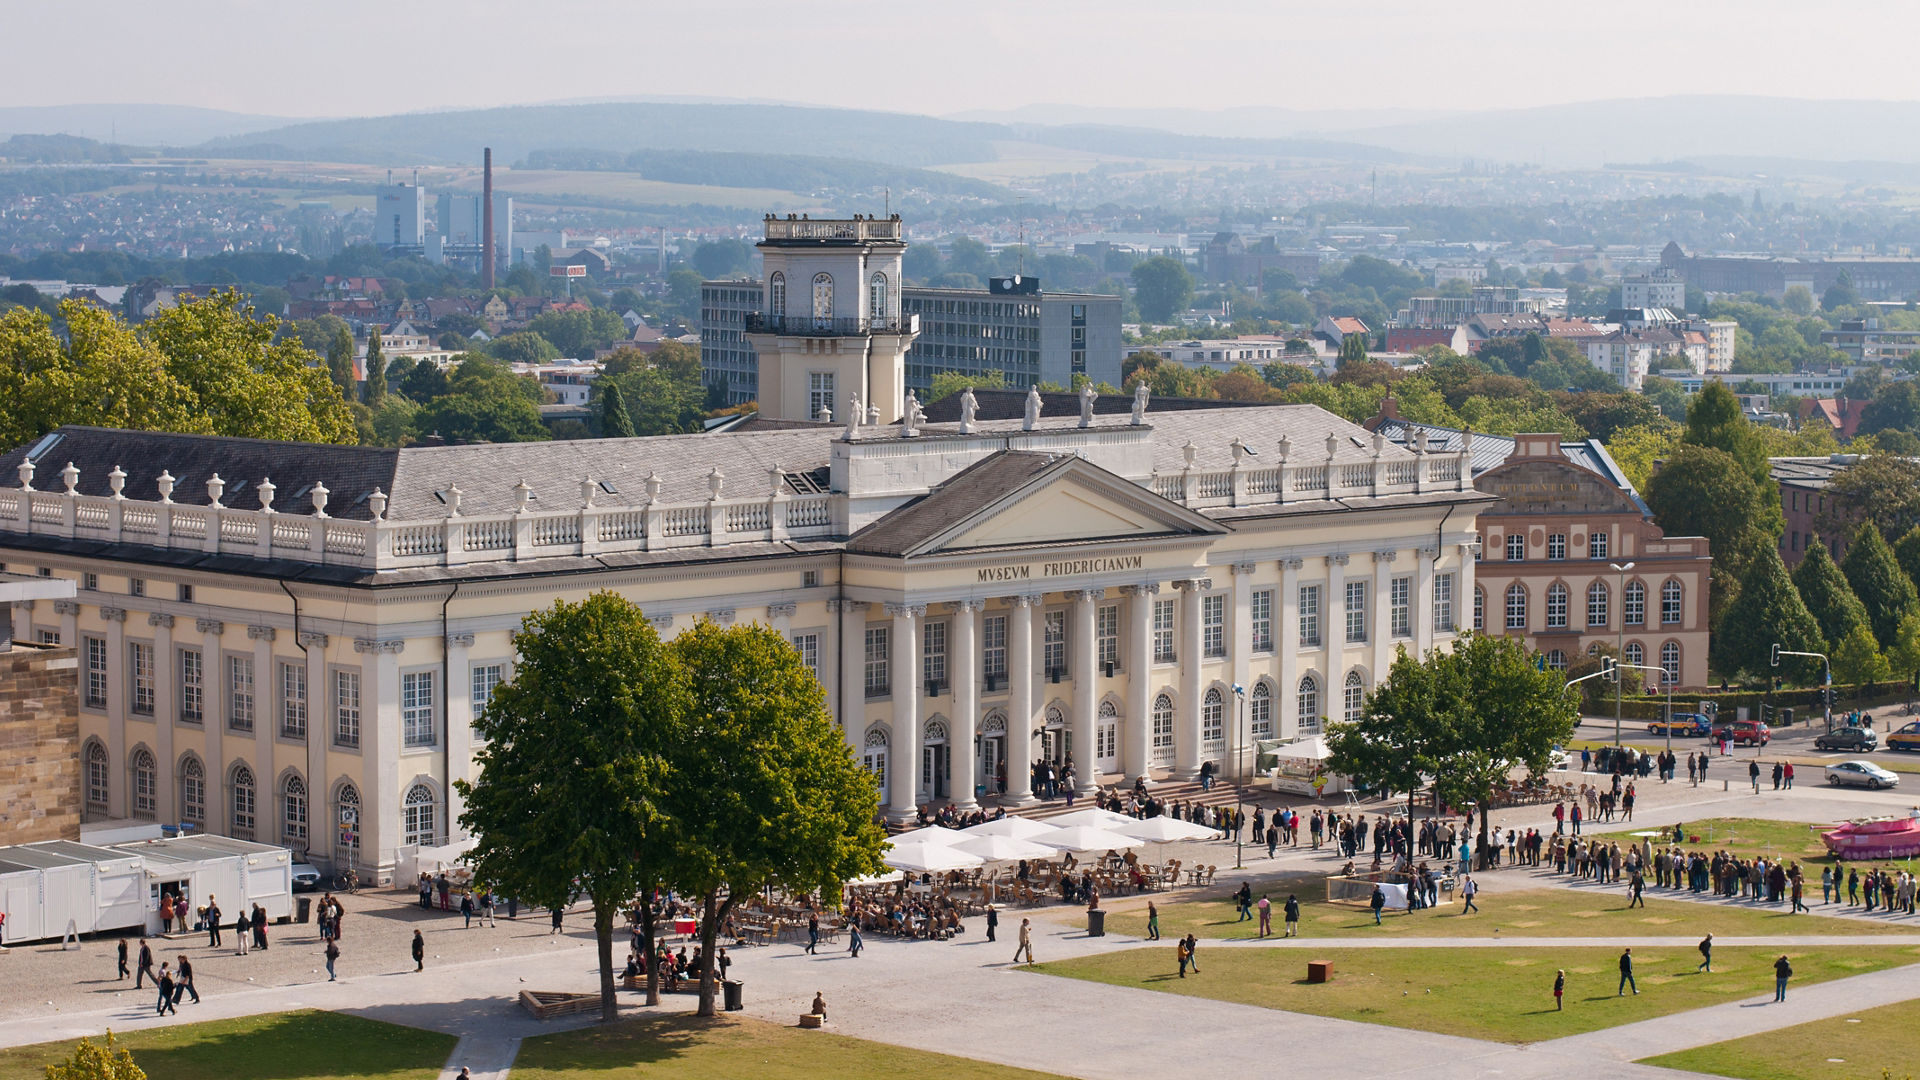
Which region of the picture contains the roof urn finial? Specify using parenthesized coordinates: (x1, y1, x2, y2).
(206, 473, 225, 507)
(708, 466, 725, 500)
(155, 470, 174, 504)
(368, 488, 388, 521)
(514, 479, 533, 513)
(257, 476, 276, 513)
(60, 461, 79, 495)
(16, 459, 33, 491)
(107, 466, 127, 499)
(1182, 440, 1198, 470)
(310, 481, 330, 518)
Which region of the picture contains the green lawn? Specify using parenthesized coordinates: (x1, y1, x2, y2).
(0, 1010, 454, 1080)
(514, 1013, 1066, 1079)
(1106, 875, 1915, 942)
(1640, 996, 1920, 1079)
(1035, 945, 1920, 1044)
(1600, 817, 1842, 868)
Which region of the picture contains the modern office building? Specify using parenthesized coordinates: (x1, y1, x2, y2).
(373, 183, 427, 255)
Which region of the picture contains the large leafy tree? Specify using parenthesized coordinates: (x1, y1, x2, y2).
(1840, 522, 1918, 648)
(597, 380, 636, 438)
(361, 327, 386, 406)
(1832, 623, 1891, 687)
(411, 357, 550, 444)
(456, 593, 690, 1021)
(1790, 539, 1870, 650)
(662, 621, 886, 1017)
(1684, 380, 1771, 490)
(1328, 634, 1576, 870)
(1130, 256, 1194, 323)
(1644, 443, 1775, 631)
(1717, 542, 1824, 681)
(1896, 525, 1920, 597)
(1820, 456, 1920, 542)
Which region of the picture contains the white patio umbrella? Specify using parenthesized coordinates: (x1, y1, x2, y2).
(892, 825, 972, 847)
(881, 840, 986, 873)
(961, 817, 1063, 841)
(952, 834, 1059, 863)
(1044, 808, 1139, 830)
(1032, 825, 1140, 853)
(1110, 815, 1217, 844)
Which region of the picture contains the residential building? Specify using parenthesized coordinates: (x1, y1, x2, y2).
(1683, 318, 1738, 372)
(1201, 233, 1320, 287)
(1821, 319, 1920, 365)
(1384, 326, 1472, 354)
(1398, 286, 1542, 329)
(1314, 316, 1370, 348)
(1584, 326, 1706, 390)
(1774, 454, 1860, 566)
(1132, 336, 1306, 372)
(1664, 241, 1920, 301)
(1621, 268, 1687, 312)
(1796, 398, 1867, 442)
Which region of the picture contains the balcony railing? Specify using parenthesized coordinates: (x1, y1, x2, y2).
(762, 215, 903, 242)
(743, 313, 916, 337)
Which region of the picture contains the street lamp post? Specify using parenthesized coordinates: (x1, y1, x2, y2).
(1774, 646, 1833, 733)
(1609, 561, 1635, 746)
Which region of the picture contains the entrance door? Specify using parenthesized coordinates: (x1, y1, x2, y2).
(980, 736, 1002, 794)
(862, 741, 888, 806)
(921, 744, 949, 801)
(1096, 702, 1120, 776)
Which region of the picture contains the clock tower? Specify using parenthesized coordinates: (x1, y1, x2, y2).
(744, 214, 918, 425)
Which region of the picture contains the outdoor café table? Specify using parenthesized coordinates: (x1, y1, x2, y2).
(1186, 868, 1205, 886)
(739, 923, 774, 946)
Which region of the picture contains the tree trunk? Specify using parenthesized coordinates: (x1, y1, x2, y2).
(695, 890, 720, 1018)
(640, 887, 660, 1007)
(594, 898, 618, 1023)
(1476, 795, 1493, 872)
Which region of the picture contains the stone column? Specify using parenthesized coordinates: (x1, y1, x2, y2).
(149, 613, 176, 821)
(355, 637, 405, 883)
(1416, 545, 1438, 654)
(1175, 579, 1205, 779)
(101, 605, 129, 819)
(1070, 589, 1097, 793)
(249, 624, 277, 835)
(1121, 584, 1155, 782)
(1279, 558, 1302, 738)
(951, 599, 981, 810)
(1326, 555, 1348, 689)
(1373, 550, 1395, 679)
(199, 618, 226, 835)
(1229, 563, 1255, 780)
(299, 630, 329, 851)
(55, 599, 78, 653)
(444, 631, 474, 840)
(830, 600, 865, 736)
(1006, 594, 1038, 804)
(1457, 542, 1478, 634)
(884, 603, 922, 824)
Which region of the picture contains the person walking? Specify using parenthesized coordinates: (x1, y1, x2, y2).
(325, 938, 340, 981)
(1618, 947, 1638, 995)
(1235, 881, 1253, 922)
(117, 939, 130, 982)
(1774, 954, 1792, 1001)
(1257, 895, 1272, 938)
(135, 938, 154, 988)
(550, 906, 564, 935)
(1697, 933, 1713, 972)
(235, 908, 250, 956)
(1370, 884, 1386, 925)
(1183, 933, 1200, 973)
(175, 956, 199, 1005)
(807, 912, 821, 953)
(1176, 936, 1192, 978)
(205, 897, 222, 948)
(1267, 824, 1280, 859)
(847, 923, 863, 958)
(1791, 873, 1808, 914)
(1553, 969, 1566, 1011)
(411, 929, 425, 972)
(460, 892, 474, 929)
(155, 963, 176, 1016)
(1145, 901, 1161, 941)
(253, 904, 268, 951)
(1284, 894, 1301, 937)
(1749, 760, 1761, 794)
(480, 890, 496, 927)
(1784, 761, 1795, 789)
(1461, 874, 1479, 914)
(1014, 918, 1033, 965)
(984, 907, 996, 944)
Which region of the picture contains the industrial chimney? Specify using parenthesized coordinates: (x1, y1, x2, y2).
(481, 147, 495, 290)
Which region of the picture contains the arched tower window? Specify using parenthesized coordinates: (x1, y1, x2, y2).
(403, 783, 438, 847)
(811, 272, 833, 326)
(869, 272, 888, 323)
(768, 271, 786, 317)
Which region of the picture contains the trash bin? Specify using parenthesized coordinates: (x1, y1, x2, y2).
(1087, 909, 1106, 937)
(723, 980, 744, 1012)
(1780, 708, 1793, 727)
(295, 897, 312, 923)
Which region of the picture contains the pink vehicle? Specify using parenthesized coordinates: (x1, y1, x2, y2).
(1821, 816, 1920, 861)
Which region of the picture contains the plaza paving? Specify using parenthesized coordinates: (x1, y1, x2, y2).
(4, 725, 1919, 1079)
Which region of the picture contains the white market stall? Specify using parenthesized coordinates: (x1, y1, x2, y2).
(0, 840, 145, 944)
(396, 838, 478, 885)
(1263, 735, 1351, 797)
(109, 835, 292, 935)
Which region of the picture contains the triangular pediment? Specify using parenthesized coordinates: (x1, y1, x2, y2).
(848, 452, 1225, 559)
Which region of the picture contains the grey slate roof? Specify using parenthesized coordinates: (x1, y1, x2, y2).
(846, 452, 1063, 556)
(1369, 417, 1648, 513)
(920, 389, 1266, 424)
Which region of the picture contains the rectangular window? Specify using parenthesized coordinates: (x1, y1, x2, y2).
(1590, 530, 1609, 560)
(1345, 581, 1367, 643)
(401, 670, 436, 748)
(1625, 585, 1645, 627)
(82, 636, 107, 708)
(128, 577, 146, 597)
(1043, 610, 1067, 677)
(1390, 577, 1412, 637)
(128, 641, 155, 715)
(922, 620, 948, 690)
(1152, 599, 1177, 663)
(790, 634, 819, 682)
(1097, 604, 1120, 669)
(333, 670, 360, 748)
(982, 616, 1007, 684)
(280, 661, 307, 739)
(864, 626, 890, 696)
(1473, 586, 1485, 630)
(1299, 584, 1322, 647)
(1547, 534, 1567, 560)
(178, 583, 194, 603)
(1546, 587, 1568, 629)
(1433, 573, 1455, 632)
(1662, 584, 1682, 625)
(1507, 587, 1528, 630)
(37, 629, 59, 645)
(227, 655, 254, 732)
(179, 648, 203, 723)
(1250, 589, 1274, 652)
(1201, 595, 1226, 658)
(807, 371, 834, 421)
(83, 572, 98, 592)
(1506, 534, 1525, 561)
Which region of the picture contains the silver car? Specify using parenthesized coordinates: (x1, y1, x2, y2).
(1825, 760, 1900, 790)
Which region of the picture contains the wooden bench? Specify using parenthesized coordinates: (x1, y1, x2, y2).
(798, 1013, 824, 1029)
(519, 990, 600, 1020)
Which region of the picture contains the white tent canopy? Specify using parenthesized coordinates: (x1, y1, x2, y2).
(881, 839, 985, 873)
(961, 817, 1063, 842)
(1111, 816, 1217, 843)
(1044, 808, 1139, 830)
(1033, 825, 1139, 853)
(952, 835, 1058, 863)
(1275, 735, 1332, 761)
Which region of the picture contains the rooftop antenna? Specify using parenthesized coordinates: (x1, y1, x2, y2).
(884, 186, 890, 217)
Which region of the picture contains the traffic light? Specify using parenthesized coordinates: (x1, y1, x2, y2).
(1771, 643, 1780, 667)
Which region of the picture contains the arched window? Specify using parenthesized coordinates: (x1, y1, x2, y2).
(1297, 675, 1321, 733)
(231, 764, 256, 840)
(1546, 649, 1568, 671)
(283, 774, 308, 847)
(1587, 581, 1609, 629)
(767, 271, 786, 318)
(1202, 687, 1225, 747)
(862, 727, 888, 804)
(85, 741, 109, 810)
(1625, 581, 1646, 626)
(131, 749, 157, 819)
(1343, 671, 1366, 723)
(1546, 583, 1569, 629)
(1505, 584, 1528, 630)
(1624, 641, 1644, 669)
(923, 718, 948, 744)
(336, 782, 361, 863)
(1661, 580, 1683, 625)
(1473, 586, 1485, 630)
(869, 272, 888, 322)
(180, 756, 205, 826)
(811, 272, 833, 326)
(403, 783, 437, 847)
(1250, 682, 1272, 738)
(1150, 693, 1175, 760)
(1660, 641, 1681, 685)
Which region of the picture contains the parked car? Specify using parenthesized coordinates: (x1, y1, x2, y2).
(290, 862, 322, 892)
(1889, 721, 1920, 753)
(1647, 713, 1712, 737)
(1814, 727, 1879, 752)
(1825, 760, 1900, 789)
(1711, 720, 1771, 747)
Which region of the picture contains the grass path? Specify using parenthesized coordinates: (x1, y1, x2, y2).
(0, 1010, 455, 1080)
(1638, 996, 1920, 1079)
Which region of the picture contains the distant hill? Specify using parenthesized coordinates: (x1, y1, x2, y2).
(521, 148, 1009, 199)
(0, 104, 292, 146)
(952, 103, 1454, 138)
(0, 134, 130, 164)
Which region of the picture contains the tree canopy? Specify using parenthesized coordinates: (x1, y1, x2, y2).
(1716, 541, 1824, 681)
(1840, 521, 1918, 648)
(1791, 539, 1870, 650)
(1820, 456, 1920, 542)
(1131, 257, 1194, 323)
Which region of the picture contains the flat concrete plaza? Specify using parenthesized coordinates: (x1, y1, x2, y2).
(4, 718, 1919, 1080)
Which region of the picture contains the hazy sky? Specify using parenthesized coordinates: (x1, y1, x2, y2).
(10, 0, 1920, 119)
